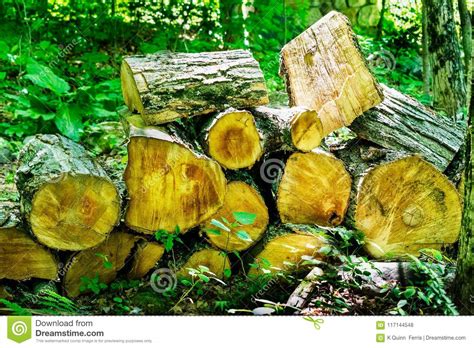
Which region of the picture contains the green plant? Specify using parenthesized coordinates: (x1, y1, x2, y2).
(80, 274, 108, 295)
(154, 226, 184, 252)
(206, 211, 257, 243)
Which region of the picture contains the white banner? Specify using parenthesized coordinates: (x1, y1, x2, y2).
(0, 315, 473, 347)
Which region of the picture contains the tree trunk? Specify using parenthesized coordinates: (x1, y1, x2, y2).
(349, 84, 465, 172)
(279, 11, 383, 136)
(121, 50, 269, 125)
(0, 202, 58, 281)
(352, 153, 462, 259)
(458, 0, 472, 108)
(122, 115, 227, 235)
(64, 231, 138, 297)
(15, 134, 120, 251)
(424, 0, 466, 118)
(422, 2, 431, 97)
(455, 7, 474, 313)
(276, 150, 352, 227)
(202, 180, 269, 252)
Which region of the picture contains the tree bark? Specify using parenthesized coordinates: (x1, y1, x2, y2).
(422, 2, 431, 97)
(279, 11, 383, 136)
(16, 134, 121, 251)
(121, 50, 269, 125)
(458, 0, 472, 108)
(424, 0, 466, 118)
(349, 84, 465, 172)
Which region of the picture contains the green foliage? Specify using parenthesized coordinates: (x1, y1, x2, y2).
(154, 226, 184, 252)
(80, 274, 108, 295)
(207, 211, 257, 243)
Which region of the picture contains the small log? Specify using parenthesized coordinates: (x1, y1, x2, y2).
(276, 150, 352, 227)
(280, 11, 383, 136)
(355, 155, 462, 258)
(64, 231, 138, 297)
(128, 241, 165, 279)
(123, 115, 227, 234)
(202, 109, 264, 169)
(251, 106, 324, 152)
(249, 231, 327, 276)
(121, 50, 269, 125)
(202, 180, 269, 252)
(349, 84, 465, 171)
(177, 249, 231, 280)
(16, 134, 120, 251)
(0, 202, 58, 281)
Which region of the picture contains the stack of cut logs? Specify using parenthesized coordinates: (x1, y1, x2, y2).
(0, 11, 465, 297)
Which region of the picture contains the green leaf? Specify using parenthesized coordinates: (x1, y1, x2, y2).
(113, 297, 123, 303)
(206, 229, 221, 236)
(235, 230, 252, 242)
(233, 212, 256, 225)
(210, 219, 230, 232)
(397, 299, 408, 308)
(318, 246, 332, 255)
(0, 41, 9, 60)
(103, 261, 113, 269)
(0, 72, 6, 80)
(403, 288, 416, 298)
(223, 268, 232, 278)
(197, 274, 210, 283)
(54, 104, 83, 141)
(25, 59, 70, 95)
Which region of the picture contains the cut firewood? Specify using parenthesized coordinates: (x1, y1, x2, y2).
(177, 249, 230, 280)
(0, 202, 58, 281)
(16, 134, 120, 251)
(251, 106, 324, 152)
(123, 115, 227, 234)
(202, 181, 269, 252)
(286, 267, 324, 310)
(350, 84, 465, 171)
(355, 155, 462, 258)
(203, 109, 264, 169)
(128, 241, 165, 279)
(249, 231, 327, 276)
(276, 150, 352, 227)
(64, 231, 138, 297)
(280, 11, 383, 136)
(121, 50, 269, 125)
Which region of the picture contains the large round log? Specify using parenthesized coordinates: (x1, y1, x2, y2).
(128, 241, 165, 279)
(176, 249, 231, 280)
(276, 150, 352, 227)
(123, 116, 227, 234)
(64, 231, 138, 297)
(202, 180, 269, 252)
(121, 50, 269, 125)
(355, 155, 462, 258)
(16, 134, 120, 251)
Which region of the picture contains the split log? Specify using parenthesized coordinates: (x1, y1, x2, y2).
(276, 150, 352, 227)
(123, 115, 227, 234)
(64, 231, 138, 297)
(349, 84, 465, 171)
(121, 50, 269, 125)
(0, 202, 58, 281)
(202, 180, 269, 252)
(16, 134, 120, 251)
(251, 106, 324, 152)
(280, 11, 383, 136)
(354, 155, 462, 259)
(249, 230, 327, 276)
(177, 249, 231, 280)
(128, 241, 165, 279)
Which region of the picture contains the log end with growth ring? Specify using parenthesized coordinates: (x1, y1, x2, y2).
(0, 228, 58, 281)
(355, 156, 462, 258)
(277, 150, 352, 226)
(249, 233, 327, 276)
(124, 125, 227, 234)
(290, 109, 324, 151)
(203, 181, 269, 252)
(207, 110, 263, 169)
(128, 241, 165, 279)
(177, 249, 231, 280)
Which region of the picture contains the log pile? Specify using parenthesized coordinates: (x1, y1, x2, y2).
(0, 11, 465, 298)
